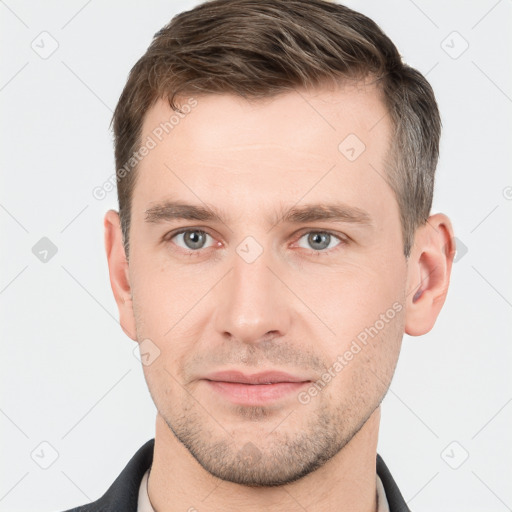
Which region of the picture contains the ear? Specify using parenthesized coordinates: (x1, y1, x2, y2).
(405, 213, 456, 336)
(104, 209, 137, 341)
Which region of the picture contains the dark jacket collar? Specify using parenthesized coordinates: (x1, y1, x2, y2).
(376, 453, 411, 512)
(62, 439, 410, 512)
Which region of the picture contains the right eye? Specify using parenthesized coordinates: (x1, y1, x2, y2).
(165, 228, 218, 255)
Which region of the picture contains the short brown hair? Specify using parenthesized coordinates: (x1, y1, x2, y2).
(112, 0, 441, 259)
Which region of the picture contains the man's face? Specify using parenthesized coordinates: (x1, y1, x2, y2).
(127, 84, 408, 485)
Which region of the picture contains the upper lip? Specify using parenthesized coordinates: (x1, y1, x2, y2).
(203, 370, 311, 385)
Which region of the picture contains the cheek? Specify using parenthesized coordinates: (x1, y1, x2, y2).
(312, 259, 406, 370)
(130, 255, 211, 371)
(130, 252, 194, 332)
(319, 263, 405, 327)
(320, 299, 405, 412)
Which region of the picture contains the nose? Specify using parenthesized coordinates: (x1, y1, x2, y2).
(213, 245, 291, 346)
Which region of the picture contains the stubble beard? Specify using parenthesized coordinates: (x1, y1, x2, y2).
(161, 389, 380, 487)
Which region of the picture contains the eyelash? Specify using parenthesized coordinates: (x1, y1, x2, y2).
(163, 228, 348, 257)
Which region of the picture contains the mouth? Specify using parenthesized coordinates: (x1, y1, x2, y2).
(201, 370, 312, 406)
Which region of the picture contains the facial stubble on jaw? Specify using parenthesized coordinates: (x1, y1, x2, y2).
(159, 379, 383, 488)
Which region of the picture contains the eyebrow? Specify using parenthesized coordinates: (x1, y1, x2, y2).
(144, 200, 373, 228)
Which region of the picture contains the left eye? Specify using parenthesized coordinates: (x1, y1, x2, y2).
(296, 231, 344, 252)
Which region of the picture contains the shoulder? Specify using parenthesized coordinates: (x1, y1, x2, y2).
(58, 439, 155, 512)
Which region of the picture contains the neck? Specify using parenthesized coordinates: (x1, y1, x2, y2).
(148, 408, 381, 512)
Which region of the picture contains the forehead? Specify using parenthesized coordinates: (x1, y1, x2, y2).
(132, 84, 395, 225)
(142, 82, 389, 157)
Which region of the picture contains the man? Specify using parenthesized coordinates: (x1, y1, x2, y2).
(63, 0, 455, 510)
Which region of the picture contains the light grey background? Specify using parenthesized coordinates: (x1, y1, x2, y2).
(1, 1, 511, 511)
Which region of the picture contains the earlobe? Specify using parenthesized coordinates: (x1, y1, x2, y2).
(104, 210, 138, 341)
(405, 213, 456, 336)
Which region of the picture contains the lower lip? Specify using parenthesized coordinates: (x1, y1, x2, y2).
(204, 380, 309, 406)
